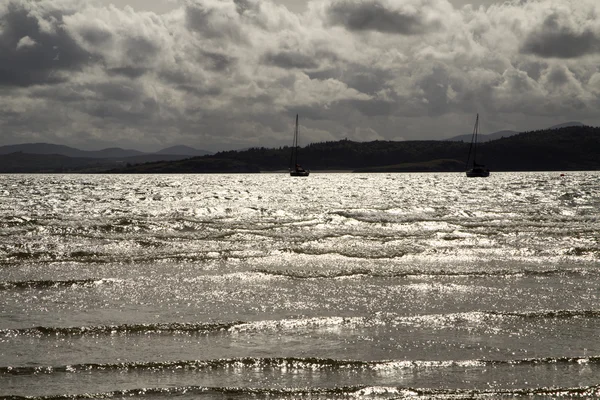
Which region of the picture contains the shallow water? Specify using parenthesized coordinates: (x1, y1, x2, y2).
(1, 172, 599, 399)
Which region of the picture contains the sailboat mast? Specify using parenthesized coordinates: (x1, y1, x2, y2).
(294, 114, 299, 167)
(473, 113, 478, 167)
(289, 114, 298, 170)
(465, 113, 479, 170)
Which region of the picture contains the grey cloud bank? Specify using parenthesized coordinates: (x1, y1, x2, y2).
(325, 0, 441, 35)
(1, 0, 600, 151)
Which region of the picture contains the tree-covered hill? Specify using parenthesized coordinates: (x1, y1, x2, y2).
(108, 157, 260, 173)
(198, 125, 600, 172)
(212, 139, 469, 171)
(477, 126, 600, 171)
(2, 125, 599, 173)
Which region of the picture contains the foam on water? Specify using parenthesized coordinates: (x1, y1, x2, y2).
(4, 356, 600, 376)
(3, 310, 600, 338)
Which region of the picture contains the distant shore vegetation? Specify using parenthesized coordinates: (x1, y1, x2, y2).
(1, 126, 599, 173)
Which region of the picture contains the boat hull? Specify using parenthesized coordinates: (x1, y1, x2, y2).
(290, 171, 310, 177)
(466, 169, 490, 177)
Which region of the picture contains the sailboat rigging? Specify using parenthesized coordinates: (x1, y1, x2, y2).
(465, 113, 490, 178)
(289, 114, 310, 177)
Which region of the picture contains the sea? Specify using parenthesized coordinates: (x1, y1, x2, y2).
(1, 172, 599, 399)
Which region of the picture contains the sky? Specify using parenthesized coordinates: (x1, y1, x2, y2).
(1, 0, 600, 152)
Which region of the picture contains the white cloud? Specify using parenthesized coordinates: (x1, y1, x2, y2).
(16, 35, 37, 50)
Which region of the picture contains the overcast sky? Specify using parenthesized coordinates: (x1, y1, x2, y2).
(1, 0, 599, 152)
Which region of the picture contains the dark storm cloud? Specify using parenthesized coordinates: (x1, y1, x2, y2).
(124, 36, 160, 65)
(78, 26, 113, 46)
(89, 98, 159, 121)
(514, 60, 547, 82)
(326, 0, 436, 35)
(107, 67, 149, 79)
(262, 50, 319, 69)
(159, 69, 189, 85)
(177, 84, 223, 96)
(158, 68, 223, 96)
(545, 66, 570, 86)
(90, 81, 141, 102)
(307, 65, 394, 96)
(345, 98, 395, 116)
(0, 2, 92, 86)
(202, 51, 236, 71)
(185, 3, 211, 31)
(343, 68, 394, 95)
(233, 0, 254, 15)
(415, 66, 453, 115)
(521, 14, 600, 58)
(30, 85, 90, 103)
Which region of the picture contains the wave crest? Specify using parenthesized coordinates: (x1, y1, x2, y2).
(2, 356, 600, 376)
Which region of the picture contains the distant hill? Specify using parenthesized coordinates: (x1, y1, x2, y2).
(476, 125, 600, 171)
(116, 154, 196, 164)
(87, 147, 146, 158)
(0, 152, 115, 172)
(0, 152, 197, 173)
(0, 143, 145, 158)
(110, 125, 600, 173)
(2, 126, 599, 173)
(548, 121, 584, 130)
(0, 143, 90, 157)
(109, 157, 260, 173)
(354, 159, 465, 173)
(205, 125, 600, 172)
(155, 145, 213, 156)
(0, 142, 213, 158)
(446, 121, 586, 142)
(446, 129, 518, 143)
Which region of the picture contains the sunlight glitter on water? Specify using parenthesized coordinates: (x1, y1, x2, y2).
(1, 172, 600, 398)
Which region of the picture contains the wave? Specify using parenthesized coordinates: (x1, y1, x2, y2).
(0, 216, 39, 228)
(252, 267, 596, 279)
(2, 387, 600, 400)
(285, 248, 409, 260)
(0, 385, 372, 399)
(3, 310, 600, 337)
(489, 310, 600, 319)
(0, 317, 364, 338)
(415, 384, 600, 398)
(0, 251, 258, 267)
(3, 356, 600, 376)
(0, 321, 242, 337)
(0, 252, 110, 266)
(0, 278, 120, 290)
(2, 385, 600, 400)
(328, 209, 440, 225)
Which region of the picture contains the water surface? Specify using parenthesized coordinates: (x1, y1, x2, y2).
(1, 172, 599, 399)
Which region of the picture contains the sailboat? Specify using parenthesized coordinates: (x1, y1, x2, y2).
(465, 113, 490, 177)
(289, 114, 310, 177)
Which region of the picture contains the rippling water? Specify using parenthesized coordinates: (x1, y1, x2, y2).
(1, 172, 599, 399)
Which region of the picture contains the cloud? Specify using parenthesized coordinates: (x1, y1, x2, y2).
(0, 1, 92, 86)
(1, 0, 600, 152)
(325, 0, 442, 35)
(185, 0, 246, 42)
(263, 50, 319, 69)
(521, 13, 600, 58)
(63, 5, 173, 71)
(16, 35, 37, 50)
